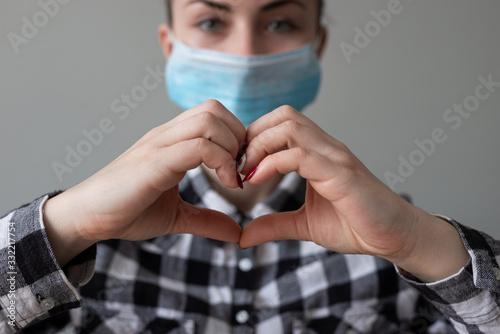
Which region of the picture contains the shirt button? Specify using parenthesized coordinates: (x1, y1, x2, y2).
(235, 310, 249, 324)
(238, 258, 253, 272)
(39, 298, 55, 311)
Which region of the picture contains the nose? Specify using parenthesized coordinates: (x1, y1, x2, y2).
(226, 24, 265, 55)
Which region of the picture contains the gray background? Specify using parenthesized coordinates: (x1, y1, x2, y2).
(1, 0, 499, 237)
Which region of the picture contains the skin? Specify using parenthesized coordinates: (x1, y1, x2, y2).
(44, 0, 469, 283)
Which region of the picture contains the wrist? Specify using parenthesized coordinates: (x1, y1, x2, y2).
(42, 192, 96, 267)
(386, 209, 470, 283)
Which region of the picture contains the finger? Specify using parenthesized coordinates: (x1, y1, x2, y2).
(172, 200, 242, 243)
(242, 120, 326, 175)
(153, 112, 241, 158)
(158, 138, 239, 189)
(167, 99, 246, 148)
(239, 210, 310, 248)
(247, 148, 338, 187)
(246, 105, 320, 144)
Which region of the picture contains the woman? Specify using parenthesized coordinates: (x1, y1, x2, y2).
(2, 0, 499, 333)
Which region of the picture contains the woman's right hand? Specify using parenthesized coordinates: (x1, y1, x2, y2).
(43, 100, 245, 266)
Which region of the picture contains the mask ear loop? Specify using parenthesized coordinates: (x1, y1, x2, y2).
(167, 27, 177, 44)
(313, 27, 325, 56)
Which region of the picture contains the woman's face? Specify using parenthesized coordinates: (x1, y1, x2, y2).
(159, 0, 325, 56)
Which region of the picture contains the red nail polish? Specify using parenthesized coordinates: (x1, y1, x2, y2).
(238, 244, 249, 251)
(236, 171, 244, 189)
(243, 167, 257, 183)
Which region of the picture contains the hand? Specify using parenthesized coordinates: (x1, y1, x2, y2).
(238, 106, 469, 281)
(44, 100, 245, 265)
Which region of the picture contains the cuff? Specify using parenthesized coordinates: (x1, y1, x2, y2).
(396, 215, 500, 326)
(0, 194, 96, 330)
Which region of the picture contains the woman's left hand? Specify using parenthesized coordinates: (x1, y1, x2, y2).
(238, 106, 469, 282)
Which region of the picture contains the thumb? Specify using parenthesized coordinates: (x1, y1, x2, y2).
(173, 200, 242, 243)
(239, 208, 310, 249)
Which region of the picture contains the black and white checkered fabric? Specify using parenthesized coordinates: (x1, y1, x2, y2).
(1, 167, 500, 333)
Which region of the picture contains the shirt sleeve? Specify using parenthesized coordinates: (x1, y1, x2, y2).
(0, 194, 96, 332)
(397, 216, 500, 333)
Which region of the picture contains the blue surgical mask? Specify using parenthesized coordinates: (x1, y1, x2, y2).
(165, 41, 321, 127)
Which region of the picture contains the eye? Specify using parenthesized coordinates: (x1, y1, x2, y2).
(267, 20, 295, 33)
(196, 18, 224, 33)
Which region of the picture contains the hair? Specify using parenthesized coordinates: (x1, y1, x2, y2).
(164, 0, 325, 27)
(165, 0, 173, 26)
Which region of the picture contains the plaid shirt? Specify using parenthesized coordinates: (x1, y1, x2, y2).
(1, 167, 500, 333)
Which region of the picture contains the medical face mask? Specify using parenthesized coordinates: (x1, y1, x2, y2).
(165, 41, 322, 127)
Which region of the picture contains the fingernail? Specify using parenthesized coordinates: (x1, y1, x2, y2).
(236, 171, 244, 189)
(243, 167, 257, 183)
(236, 153, 246, 173)
(238, 243, 249, 251)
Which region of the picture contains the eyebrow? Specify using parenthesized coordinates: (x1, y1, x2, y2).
(261, 0, 306, 12)
(187, 0, 232, 12)
(186, 0, 306, 13)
